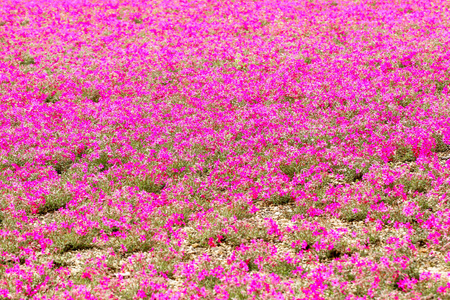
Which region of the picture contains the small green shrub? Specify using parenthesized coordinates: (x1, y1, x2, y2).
(284, 95, 297, 104)
(319, 248, 344, 262)
(392, 266, 420, 291)
(291, 229, 322, 253)
(20, 19, 30, 26)
(2, 155, 27, 168)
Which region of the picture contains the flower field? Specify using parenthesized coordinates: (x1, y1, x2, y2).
(1, 0, 450, 298)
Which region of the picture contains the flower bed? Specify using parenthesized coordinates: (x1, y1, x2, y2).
(1, 0, 450, 299)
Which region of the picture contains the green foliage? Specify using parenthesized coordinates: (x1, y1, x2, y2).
(393, 145, 416, 163)
(415, 195, 437, 211)
(343, 272, 355, 282)
(219, 202, 253, 220)
(435, 80, 450, 94)
(0, 237, 20, 254)
(198, 275, 221, 290)
(283, 95, 297, 104)
(154, 259, 175, 280)
(410, 228, 428, 247)
(19, 55, 35, 65)
(91, 152, 111, 172)
(82, 89, 101, 103)
(52, 231, 97, 254)
(269, 194, 293, 206)
(228, 288, 248, 300)
(51, 257, 70, 269)
(319, 248, 343, 262)
(167, 160, 191, 177)
(397, 95, 413, 107)
(260, 19, 270, 27)
(52, 158, 73, 175)
(45, 91, 61, 104)
(318, 240, 355, 262)
(267, 261, 296, 278)
(71, 275, 95, 287)
(366, 234, 381, 246)
(110, 231, 155, 254)
(1, 154, 27, 168)
(235, 132, 244, 141)
(339, 203, 369, 223)
(188, 217, 271, 248)
(20, 19, 30, 26)
(397, 176, 431, 194)
(291, 230, 320, 253)
(135, 177, 166, 194)
(38, 191, 72, 215)
(204, 150, 228, 166)
(333, 37, 344, 46)
(432, 133, 449, 153)
(115, 283, 146, 300)
(378, 193, 398, 206)
(331, 164, 368, 183)
(287, 197, 329, 219)
(246, 259, 259, 272)
(279, 160, 310, 180)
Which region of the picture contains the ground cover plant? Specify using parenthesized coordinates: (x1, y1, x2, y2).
(1, 0, 450, 298)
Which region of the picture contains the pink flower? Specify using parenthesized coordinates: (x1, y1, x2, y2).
(403, 201, 418, 217)
(81, 272, 92, 280)
(217, 235, 224, 243)
(208, 237, 216, 248)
